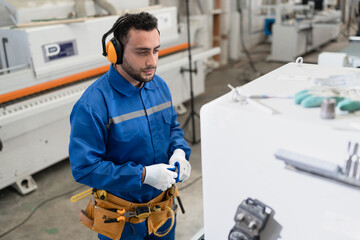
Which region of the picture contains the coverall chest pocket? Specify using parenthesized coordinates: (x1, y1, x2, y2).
(160, 109, 172, 140)
(109, 119, 142, 142)
(161, 108, 172, 125)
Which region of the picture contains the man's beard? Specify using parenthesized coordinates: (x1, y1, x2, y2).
(122, 58, 156, 83)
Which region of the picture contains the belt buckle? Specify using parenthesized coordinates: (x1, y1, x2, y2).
(135, 206, 151, 219)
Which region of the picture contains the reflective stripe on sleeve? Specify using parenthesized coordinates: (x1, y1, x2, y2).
(106, 101, 171, 129)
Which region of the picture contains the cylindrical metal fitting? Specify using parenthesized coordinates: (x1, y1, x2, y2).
(320, 98, 336, 119)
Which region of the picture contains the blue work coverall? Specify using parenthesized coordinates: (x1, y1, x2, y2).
(69, 64, 191, 239)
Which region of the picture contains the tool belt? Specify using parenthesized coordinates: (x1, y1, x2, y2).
(71, 186, 178, 240)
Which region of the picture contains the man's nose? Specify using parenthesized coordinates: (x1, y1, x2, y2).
(147, 53, 157, 66)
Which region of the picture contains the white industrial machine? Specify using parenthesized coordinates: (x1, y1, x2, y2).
(0, 0, 220, 194)
(318, 36, 360, 68)
(200, 63, 360, 239)
(265, 2, 341, 62)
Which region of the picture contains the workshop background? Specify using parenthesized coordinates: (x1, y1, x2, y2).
(1, 0, 360, 239)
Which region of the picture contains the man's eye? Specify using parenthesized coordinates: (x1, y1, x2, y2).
(137, 51, 147, 55)
(154, 49, 159, 54)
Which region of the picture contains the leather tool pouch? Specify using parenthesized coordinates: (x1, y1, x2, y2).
(79, 198, 126, 240)
(147, 198, 176, 235)
(77, 187, 178, 240)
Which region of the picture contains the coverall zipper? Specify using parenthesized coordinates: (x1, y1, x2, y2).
(139, 88, 156, 164)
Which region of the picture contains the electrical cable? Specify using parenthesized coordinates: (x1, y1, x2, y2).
(178, 175, 202, 191)
(0, 176, 203, 238)
(0, 185, 85, 239)
(305, 21, 313, 54)
(355, 0, 360, 36)
(347, 0, 356, 37)
(237, 2, 260, 76)
(195, 0, 205, 15)
(338, 1, 359, 40)
(181, 0, 201, 144)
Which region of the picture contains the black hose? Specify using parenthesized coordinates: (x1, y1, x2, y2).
(0, 185, 84, 238)
(237, 1, 260, 76)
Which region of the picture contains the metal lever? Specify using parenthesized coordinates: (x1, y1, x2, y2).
(352, 143, 359, 178)
(344, 142, 353, 176)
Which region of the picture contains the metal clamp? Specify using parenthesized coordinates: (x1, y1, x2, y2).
(229, 198, 273, 240)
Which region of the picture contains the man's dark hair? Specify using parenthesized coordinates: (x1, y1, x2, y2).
(113, 12, 159, 47)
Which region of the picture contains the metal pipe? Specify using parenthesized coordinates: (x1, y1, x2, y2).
(75, 0, 117, 18)
(0, 64, 29, 74)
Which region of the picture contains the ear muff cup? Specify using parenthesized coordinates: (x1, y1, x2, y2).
(106, 37, 123, 64)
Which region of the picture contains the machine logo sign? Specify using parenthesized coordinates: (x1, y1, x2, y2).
(42, 40, 77, 62)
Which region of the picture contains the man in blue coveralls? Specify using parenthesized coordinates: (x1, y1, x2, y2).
(69, 12, 191, 240)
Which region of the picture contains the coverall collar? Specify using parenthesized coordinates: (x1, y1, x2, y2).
(108, 64, 158, 97)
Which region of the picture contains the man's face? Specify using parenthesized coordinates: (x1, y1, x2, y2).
(121, 28, 160, 84)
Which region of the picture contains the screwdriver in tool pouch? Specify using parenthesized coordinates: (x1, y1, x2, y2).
(168, 163, 185, 214)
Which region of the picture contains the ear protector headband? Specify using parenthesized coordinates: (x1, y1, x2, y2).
(101, 16, 128, 64)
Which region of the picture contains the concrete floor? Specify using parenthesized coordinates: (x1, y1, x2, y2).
(0, 27, 353, 240)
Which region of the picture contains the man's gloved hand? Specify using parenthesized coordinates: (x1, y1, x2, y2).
(169, 149, 191, 182)
(143, 164, 178, 191)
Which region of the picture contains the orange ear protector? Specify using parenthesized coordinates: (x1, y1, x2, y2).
(101, 16, 127, 64)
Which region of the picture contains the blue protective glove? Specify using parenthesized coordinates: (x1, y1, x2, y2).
(337, 98, 360, 112)
(294, 89, 360, 112)
(294, 89, 344, 108)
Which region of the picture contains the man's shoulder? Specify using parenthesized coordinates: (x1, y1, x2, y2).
(152, 74, 169, 89)
(75, 74, 110, 112)
(81, 75, 108, 100)
(153, 74, 164, 82)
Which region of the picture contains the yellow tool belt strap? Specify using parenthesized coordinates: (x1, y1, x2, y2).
(75, 185, 179, 240)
